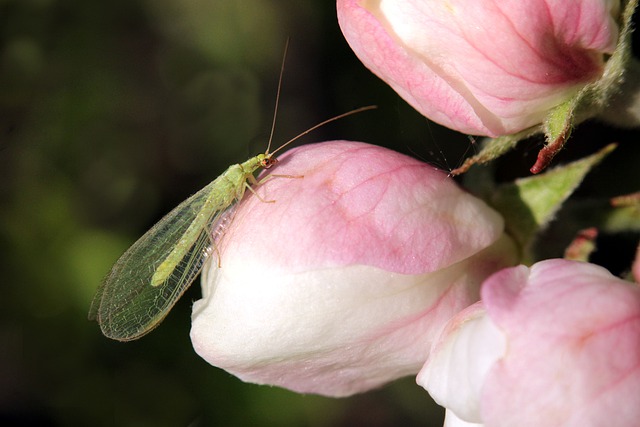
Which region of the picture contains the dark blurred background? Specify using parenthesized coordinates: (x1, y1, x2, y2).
(1, 1, 639, 426)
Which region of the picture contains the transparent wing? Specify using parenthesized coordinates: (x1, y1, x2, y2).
(89, 179, 231, 341)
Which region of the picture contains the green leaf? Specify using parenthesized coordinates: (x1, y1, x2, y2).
(451, 128, 539, 175)
(543, 99, 574, 140)
(491, 144, 616, 263)
(603, 205, 640, 232)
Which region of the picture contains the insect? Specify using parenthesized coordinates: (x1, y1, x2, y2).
(88, 51, 375, 341)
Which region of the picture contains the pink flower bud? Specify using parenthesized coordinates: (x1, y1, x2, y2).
(418, 259, 640, 426)
(337, 0, 620, 136)
(190, 141, 516, 397)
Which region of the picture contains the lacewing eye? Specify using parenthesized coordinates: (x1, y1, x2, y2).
(262, 157, 279, 169)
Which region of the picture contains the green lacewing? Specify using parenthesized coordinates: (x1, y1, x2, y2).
(88, 55, 374, 341)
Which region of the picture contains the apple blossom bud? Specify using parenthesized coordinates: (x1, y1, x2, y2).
(418, 259, 640, 427)
(190, 141, 516, 397)
(337, 0, 620, 136)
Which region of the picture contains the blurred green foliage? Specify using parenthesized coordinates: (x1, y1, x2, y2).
(2, 0, 638, 425)
(0, 0, 454, 425)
